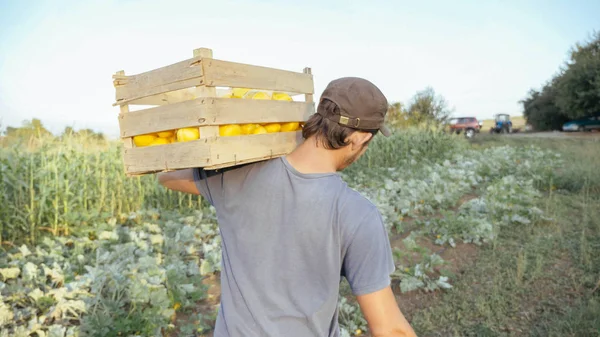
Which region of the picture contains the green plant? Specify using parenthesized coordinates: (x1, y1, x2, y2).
(0, 210, 218, 336)
(0, 134, 208, 245)
(338, 297, 367, 337)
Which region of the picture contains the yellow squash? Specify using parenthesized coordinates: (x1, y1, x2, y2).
(240, 123, 258, 135)
(247, 91, 270, 100)
(133, 134, 157, 147)
(231, 88, 250, 98)
(219, 124, 242, 137)
(149, 137, 170, 146)
(252, 126, 268, 134)
(157, 130, 175, 138)
(176, 128, 200, 142)
(280, 122, 299, 132)
(272, 92, 293, 101)
(263, 123, 281, 133)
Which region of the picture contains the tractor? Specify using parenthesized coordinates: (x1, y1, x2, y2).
(489, 114, 513, 134)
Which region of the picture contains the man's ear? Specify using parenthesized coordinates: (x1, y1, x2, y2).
(349, 131, 373, 150)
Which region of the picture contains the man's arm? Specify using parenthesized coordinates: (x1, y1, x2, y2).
(157, 169, 199, 195)
(356, 286, 417, 337)
(341, 206, 417, 336)
(157, 165, 249, 194)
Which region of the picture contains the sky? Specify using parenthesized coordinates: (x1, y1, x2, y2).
(1, 0, 599, 138)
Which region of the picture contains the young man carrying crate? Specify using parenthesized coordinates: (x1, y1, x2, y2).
(158, 77, 417, 337)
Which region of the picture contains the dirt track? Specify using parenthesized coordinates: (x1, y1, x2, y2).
(506, 131, 600, 140)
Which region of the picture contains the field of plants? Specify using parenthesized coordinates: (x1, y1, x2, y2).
(1, 129, 599, 337)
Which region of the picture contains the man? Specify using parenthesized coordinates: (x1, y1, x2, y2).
(158, 77, 417, 337)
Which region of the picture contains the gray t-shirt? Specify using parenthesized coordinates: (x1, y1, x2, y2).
(193, 156, 395, 337)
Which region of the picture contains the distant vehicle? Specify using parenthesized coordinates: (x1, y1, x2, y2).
(447, 117, 482, 138)
(562, 115, 600, 132)
(489, 114, 513, 134)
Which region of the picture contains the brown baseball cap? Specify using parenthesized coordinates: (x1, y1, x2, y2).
(317, 77, 391, 137)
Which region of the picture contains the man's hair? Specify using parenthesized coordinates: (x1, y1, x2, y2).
(302, 99, 378, 149)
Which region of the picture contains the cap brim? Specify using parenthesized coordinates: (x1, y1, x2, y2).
(379, 124, 391, 137)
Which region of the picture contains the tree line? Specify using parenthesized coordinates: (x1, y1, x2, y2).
(0, 118, 106, 143)
(385, 86, 454, 129)
(521, 31, 600, 131)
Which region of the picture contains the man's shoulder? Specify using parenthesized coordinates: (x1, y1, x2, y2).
(340, 187, 376, 211)
(337, 185, 380, 227)
(337, 187, 387, 253)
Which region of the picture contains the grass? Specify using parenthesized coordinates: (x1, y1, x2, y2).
(407, 135, 600, 337)
(471, 134, 600, 194)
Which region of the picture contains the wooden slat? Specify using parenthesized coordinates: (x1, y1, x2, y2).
(123, 131, 303, 175)
(123, 88, 197, 106)
(204, 153, 289, 170)
(118, 98, 314, 137)
(123, 140, 212, 175)
(202, 58, 314, 94)
(114, 77, 204, 106)
(208, 131, 303, 167)
(114, 56, 204, 104)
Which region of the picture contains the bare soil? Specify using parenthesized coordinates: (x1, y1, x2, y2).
(507, 130, 600, 140)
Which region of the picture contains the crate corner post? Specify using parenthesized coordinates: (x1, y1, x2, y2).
(303, 67, 314, 103)
(115, 70, 135, 175)
(193, 47, 213, 59)
(194, 47, 220, 139)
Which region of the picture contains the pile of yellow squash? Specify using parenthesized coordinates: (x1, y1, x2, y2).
(132, 90, 303, 147)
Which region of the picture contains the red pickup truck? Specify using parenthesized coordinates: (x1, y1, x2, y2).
(448, 117, 482, 138)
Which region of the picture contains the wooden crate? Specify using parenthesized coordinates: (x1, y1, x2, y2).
(113, 47, 315, 176)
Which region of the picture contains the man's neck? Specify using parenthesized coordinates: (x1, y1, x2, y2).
(285, 138, 341, 174)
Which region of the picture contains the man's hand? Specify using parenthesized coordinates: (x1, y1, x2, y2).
(157, 169, 199, 195)
(356, 286, 417, 337)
